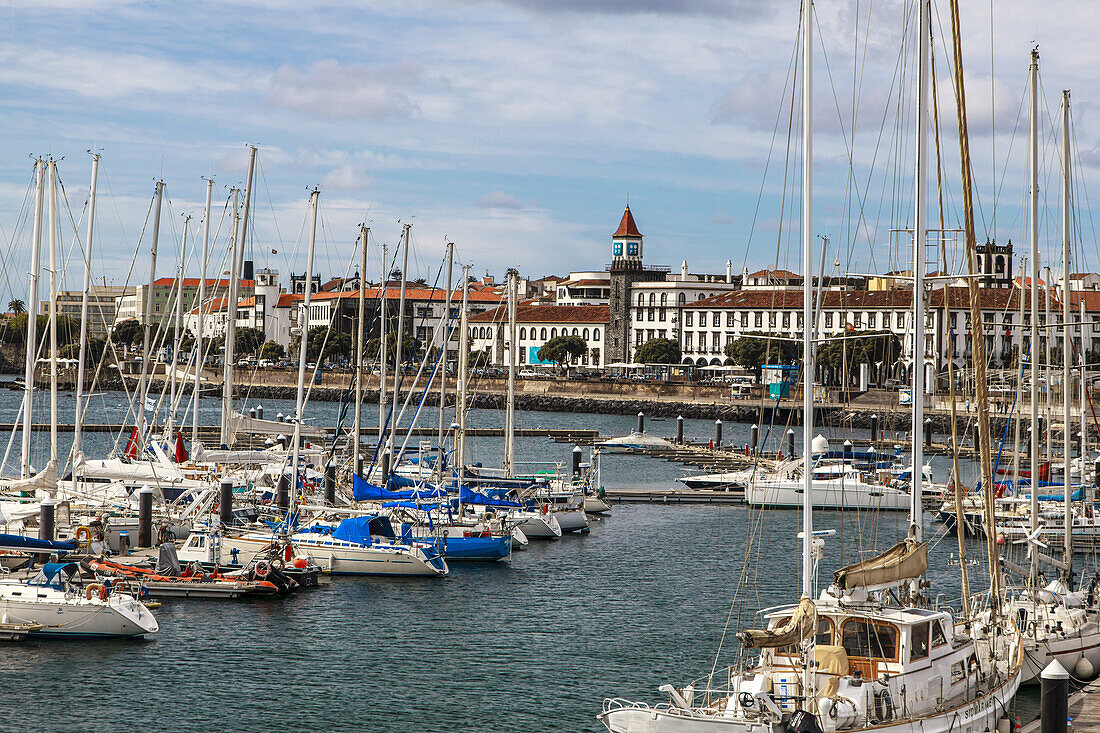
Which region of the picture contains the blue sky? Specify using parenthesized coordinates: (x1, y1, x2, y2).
(2, 0, 1099, 299)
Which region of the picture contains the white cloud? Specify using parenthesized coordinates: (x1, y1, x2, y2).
(265, 59, 445, 120)
(477, 191, 524, 210)
(321, 163, 373, 192)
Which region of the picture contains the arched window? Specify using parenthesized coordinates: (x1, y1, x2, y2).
(648, 293, 655, 306)
(677, 293, 686, 305)
(519, 327, 526, 340)
(583, 328, 589, 340)
(541, 327, 547, 340)
(660, 293, 667, 306)
(637, 293, 644, 306)
(593, 329, 600, 340)
(572, 328, 579, 336)
(551, 328, 558, 338)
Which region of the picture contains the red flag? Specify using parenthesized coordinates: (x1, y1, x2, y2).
(175, 432, 189, 463)
(124, 427, 140, 459)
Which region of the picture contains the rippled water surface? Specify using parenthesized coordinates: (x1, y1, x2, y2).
(0, 387, 1042, 731)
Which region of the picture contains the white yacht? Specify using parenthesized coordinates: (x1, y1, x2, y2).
(0, 562, 158, 639)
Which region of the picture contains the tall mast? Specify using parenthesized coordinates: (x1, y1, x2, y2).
(910, 0, 930, 548)
(800, 0, 814, 601)
(385, 224, 411, 468)
(73, 153, 100, 481)
(1061, 89, 1073, 576)
(504, 269, 517, 476)
(1082, 298, 1088, 485)
(137, 180, 164, 441)
(456, 266, 471, 482)
(192, 178, 213, 445)
(290, 188, 319, 522)
(1028, 48, 1040, 586)
(21, 159, 44, 478)
(353, 225, 369, 477)
(46, 159, 59, 470)
(169, 216, 190, 436)
(220, 186, 240, 446)
(438, 241, 455, 452)
(378, 242, 389, 463)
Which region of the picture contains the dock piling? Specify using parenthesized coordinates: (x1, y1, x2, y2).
(137, 488, 152, 547)
(1041, 659, 1069, 733)
(219, 479, 233, 525)
(38, 500, 54, 542)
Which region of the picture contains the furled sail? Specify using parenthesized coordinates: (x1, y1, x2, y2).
(833, 526, 928, 592)
(737, 596, 815, 649)
(0, 460, 57, 494)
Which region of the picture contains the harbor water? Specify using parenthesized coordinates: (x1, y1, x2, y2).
(0, 387, 1042, 731)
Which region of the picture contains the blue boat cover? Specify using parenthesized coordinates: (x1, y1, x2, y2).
(458, 486, 521, 507)
(28, 561, 79, 589)
(0, 533, 76, 553)
(352, 474, 446, 501)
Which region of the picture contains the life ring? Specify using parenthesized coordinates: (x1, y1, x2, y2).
(254, 560, 271, 578)
(85, 583, 107, 601)
(75, 526, 92, 547)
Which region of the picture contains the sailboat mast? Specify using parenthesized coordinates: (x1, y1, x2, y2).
(910, 0, 930, 544)
(47, 159, 59, 469)
(438, 241, 454, 451)
(801, 0, 814, 600)
(290, 189, 320, 519)
(220, 186, 240, 446)
(192, 178, 212, 445)
(1028, 48, 1040, 586)
(1061, 89, 1073, 576)
(353, 224, 369, 477)
(378, 242, 389, 462)
(505, 270, 517, 477)
(456, 266, 470, 483)
(169, 216, 190, 435)
(73, 153, 99, 480)
(137, 180, 164, 440)
(21, 159, 44, 479)
(385, 224, 411, 468)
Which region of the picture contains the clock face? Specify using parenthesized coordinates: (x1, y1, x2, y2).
(627, 242, 639, 256)
(613, 242, 623, 256)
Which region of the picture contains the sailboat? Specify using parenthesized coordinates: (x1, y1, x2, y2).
(599, 3, 1023, 730)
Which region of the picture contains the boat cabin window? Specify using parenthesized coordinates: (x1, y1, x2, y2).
(909, 622, 930, 662)
(841, 619, 898, 661)
(776, 617, 834, 656)
(931, 620, 947, 648)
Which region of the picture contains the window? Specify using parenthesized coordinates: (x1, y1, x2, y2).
(685, 312, 694, 327)
(648, 308, 655, 321)
(768, 313, 776, 328)
(572, 328, 579, 336)
(931, 620, 947, 648)
(754, 312, 763, 328)
(841, 619, 899, 661)
(910, 622, 930, 661)
(636, 331, 644, 346)
(637, 293, 644, 306)
(868, 313, 876, 329)
(727, 312, 735, 327)
(519, 327, 526, 340)
(699, 333, 707, 351)
(583, 329, 589, 340)
(593, 329, 600, 340)
(778, 618, 834, 656)
(677, 293, 686, 305)
(782, 312, 790, 329)
(648, 293, 655, 306)
(540, 328, 547, 340)
(825, 312, 833, 328)
(685, 333, 693, 350)
(660, 293, 667, 306)
(551, 328, 557, 338)
(711, 312, 719, 327)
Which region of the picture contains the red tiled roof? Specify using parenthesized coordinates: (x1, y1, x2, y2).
(613, 206, 642, 238)
(286, 287, 504, 304)
(469, 304, 609, 324)
(187, 297, 230, 315)
(745, 268, 800, 280)
(275, 294, 302, 307)
(154, 277, 255, 289)
(237, 296, 256, 307)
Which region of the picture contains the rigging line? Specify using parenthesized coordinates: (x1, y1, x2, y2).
(0, 164, 37, 320)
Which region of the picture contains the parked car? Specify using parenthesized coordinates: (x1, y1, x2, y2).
(258, 359, 274, 369)
(517, 369, 540, 379)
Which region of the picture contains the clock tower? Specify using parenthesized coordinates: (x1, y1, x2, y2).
(608, 206, 651, 363)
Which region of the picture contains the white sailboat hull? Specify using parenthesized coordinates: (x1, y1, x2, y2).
(584, 495, 613, 514)
(0, 584, 158, 638)
(746, 479, 909, 511)
(518, 512, 562, 539)
(221, 534, 447, 576)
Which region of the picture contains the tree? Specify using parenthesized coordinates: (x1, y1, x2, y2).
(306, 326, 352, 362)
(234, 327, 265, 355)
(4, 314, 81, 349)
(815, 330, 901, 386)
(259, 341, 285, 361)
(60, 337, 108, 365)
(468, 348, 492, 368)
(725, 334, 799, 375)
(537, 335, 587, 371)
(7, 299, 25, 315)
(635, 337, 681, 365)
(111, 318, 144, 346)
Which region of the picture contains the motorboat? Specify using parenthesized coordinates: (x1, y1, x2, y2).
(597, 432, 672, 452)
(0, 562, 158, 639)
(746, 455, 910, 511)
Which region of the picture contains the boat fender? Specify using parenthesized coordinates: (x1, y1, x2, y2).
(1075, 656, 1095, 679)
(541, 504, 548, 515)
(284, 544, 293, 562)
(255, 560, 271, 578)
(85, 583, 107, 601)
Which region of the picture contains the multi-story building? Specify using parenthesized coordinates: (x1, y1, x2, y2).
(39, 286, 133, 338)
(116, 275, 255, 328)
(468, 304, 607, 368)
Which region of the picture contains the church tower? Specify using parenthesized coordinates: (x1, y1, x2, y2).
(608, 206, 645, 363)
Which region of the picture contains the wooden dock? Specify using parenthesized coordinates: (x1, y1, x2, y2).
(605, 487, 744, 504)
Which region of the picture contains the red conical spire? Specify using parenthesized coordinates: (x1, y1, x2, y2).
(613, 206, 642, 238)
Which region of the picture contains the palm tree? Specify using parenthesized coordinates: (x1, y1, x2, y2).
(7, 299, 25, 315)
